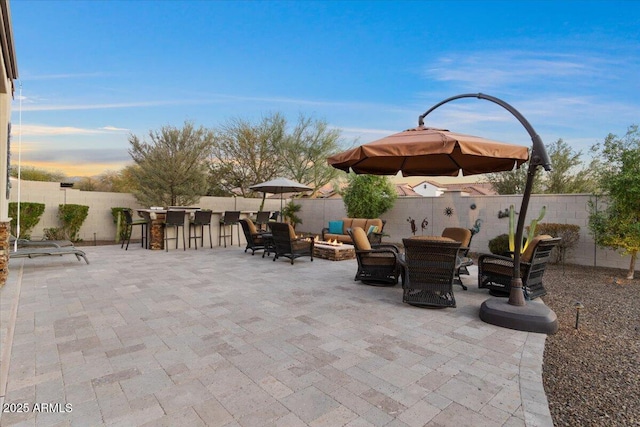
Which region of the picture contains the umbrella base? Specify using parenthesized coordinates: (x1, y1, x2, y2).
(479, 298, 558, 334)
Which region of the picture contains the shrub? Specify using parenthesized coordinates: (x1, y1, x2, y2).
(488, 233, 510, 255)
(8, 202, 45, 239)
(57, 204, 89, 241)
(111, 207, 129, 242)
(282, 201, 302, 229)
(534, 223, 581, 264)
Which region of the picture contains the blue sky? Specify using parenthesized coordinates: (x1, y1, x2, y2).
(10, 0, 640, 177)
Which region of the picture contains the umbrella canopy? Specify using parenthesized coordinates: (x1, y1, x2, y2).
(327, 126, 529, 177)
(249, 177, 313, 194)
(249, 177, 312, 220)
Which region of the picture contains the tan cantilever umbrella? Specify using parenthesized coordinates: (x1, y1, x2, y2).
(328, 126, 529, 177)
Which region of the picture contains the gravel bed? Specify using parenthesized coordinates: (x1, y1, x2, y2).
(541, 263, 640, 426)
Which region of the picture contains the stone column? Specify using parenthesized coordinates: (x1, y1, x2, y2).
(0, 221, 10, 287)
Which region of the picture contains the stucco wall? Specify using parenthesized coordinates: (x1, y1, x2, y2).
(9, 180, 636, 273)
(296, 192, 636, 272)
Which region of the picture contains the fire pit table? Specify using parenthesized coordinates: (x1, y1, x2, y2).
(312, 240, 356, 261)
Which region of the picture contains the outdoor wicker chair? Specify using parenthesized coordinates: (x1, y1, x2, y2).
(441, 227, 473, 290)
(239, 218, 267, 255)
(401, 237, 461, 308)
(478, 235, 561, 299)
(347, 226, 404, 286)
(268, 222, 313, 264)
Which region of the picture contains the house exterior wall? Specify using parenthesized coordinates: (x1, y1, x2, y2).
(411, 181, 443, 197)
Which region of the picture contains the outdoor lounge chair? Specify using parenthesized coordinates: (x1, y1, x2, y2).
(10, 236, 74, 248)
(239, 218, 267, 255)
(347, 227, 404, 286)
(268, 222, 313, 264)
(10, 246, 89, 264)
(478, 235, 561, 299)
(441, 227, 473, 290)
(401, 237, 461, 308)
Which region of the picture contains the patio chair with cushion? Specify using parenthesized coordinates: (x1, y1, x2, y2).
(268, 222, 314, 264)
(478, 235, 561, 299)
(441, 227, 473, 290)
(347, 227, 404, 286)
(239, 218, 267, 255)
(401, 237, 461, 308)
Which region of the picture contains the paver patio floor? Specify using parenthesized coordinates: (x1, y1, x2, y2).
(1, 245, 552, 426)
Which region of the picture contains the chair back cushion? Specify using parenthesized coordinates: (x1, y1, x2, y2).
(521, 234, 553, 262)
(351, 227, 371, 251)
(287, 223, 297, 240)
(245, 218, 258, 234)
(441, 227, 472, 246)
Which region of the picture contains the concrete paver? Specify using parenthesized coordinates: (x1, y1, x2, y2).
(1, 245, 553, 426)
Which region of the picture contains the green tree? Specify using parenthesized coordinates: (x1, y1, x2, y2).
(486, 164, 541, 194)
(276, 115, 342, 197)
(128, 121, 213, 206)
(342, 174, 397, 218)
(11, 166, 66, 182)
(209, 114, 284, 197)
(588, 125, 640, 279)
(542, 138, 596, 194)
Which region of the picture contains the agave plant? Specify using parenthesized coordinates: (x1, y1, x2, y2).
(508, 204, 546, 255)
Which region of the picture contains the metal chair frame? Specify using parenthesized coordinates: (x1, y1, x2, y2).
(189, 210, 213, 249)
(164, 210, 186, 251)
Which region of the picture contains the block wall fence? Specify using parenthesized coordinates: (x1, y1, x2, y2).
(9, 179, 637, 273)
(296, 191, 637, 273)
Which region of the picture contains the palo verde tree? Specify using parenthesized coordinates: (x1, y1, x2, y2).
(588, 125, 640, 279)
(128, 121, 213, 207)
(208, 113, 284, 197)
(342, 174, 397, 218)
(542, 138, 596, 194)
(276, 114, 342, 197)
(487, 139, 596, 195)
(485, 151, 542, 195)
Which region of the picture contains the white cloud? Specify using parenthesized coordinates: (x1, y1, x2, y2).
(16, 124, 115, 136)
(100, 126, 130, 132)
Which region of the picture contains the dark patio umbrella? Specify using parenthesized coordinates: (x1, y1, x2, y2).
(249, 177, 313, 221)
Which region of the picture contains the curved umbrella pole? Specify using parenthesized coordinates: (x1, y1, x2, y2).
(420, 93, 557, 333)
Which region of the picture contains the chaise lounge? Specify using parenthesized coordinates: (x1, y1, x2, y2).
(10, 246, 90, 264)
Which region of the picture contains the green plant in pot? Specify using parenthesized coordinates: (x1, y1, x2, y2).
(282, 201, 302, 229)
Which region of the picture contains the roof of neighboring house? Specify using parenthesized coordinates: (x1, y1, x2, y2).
(395, 183, 421, 197)
(440, 182, 497, 196)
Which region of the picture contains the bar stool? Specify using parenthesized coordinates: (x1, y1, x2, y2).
(121, 209, 148, 250)
(255, 211, 270, 231)
(189, 210, 213, 249)
(164, 210, 186, 251)
(218, 210, 241, 247)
